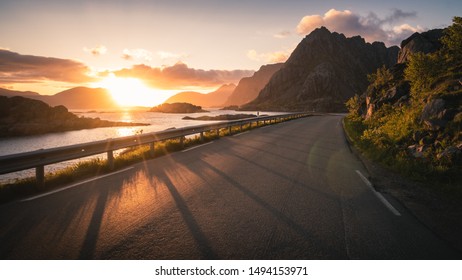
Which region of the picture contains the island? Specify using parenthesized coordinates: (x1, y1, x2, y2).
(182, 114, 257, 121)
(0, 96, 149, 137)
(149, 102, 208, 113)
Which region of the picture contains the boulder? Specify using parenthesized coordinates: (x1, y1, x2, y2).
(437, 145, 462, 164)
(408, 144, 429, 158)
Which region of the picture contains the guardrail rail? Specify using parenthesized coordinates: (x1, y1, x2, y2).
(0, 113, 310, 187)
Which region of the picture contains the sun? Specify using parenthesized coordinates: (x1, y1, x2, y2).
(95, 74, 169, 107)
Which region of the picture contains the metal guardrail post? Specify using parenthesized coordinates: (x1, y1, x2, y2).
(180, 136, 184, 148)
(107, 150, 114, 170)
(36, 165, 45, 188)
(149, 142, 155, 157)
(200, 132, 204, 142)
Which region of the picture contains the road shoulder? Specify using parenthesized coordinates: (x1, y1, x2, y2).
(342, 118, 462, 255)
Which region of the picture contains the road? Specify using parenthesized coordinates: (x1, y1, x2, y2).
(0, 115, 460, 259)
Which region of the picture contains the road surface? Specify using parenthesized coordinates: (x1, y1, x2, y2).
(0, 115, 460, 259)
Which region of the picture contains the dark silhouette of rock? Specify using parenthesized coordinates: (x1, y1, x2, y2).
(243, 27, 399, 112)
(222, 63, 283, 107)
(397, 29, 444, 64)
(149, 102, 208, 113)
(165, 84, 236, 108)
(0, 96, 148, 137)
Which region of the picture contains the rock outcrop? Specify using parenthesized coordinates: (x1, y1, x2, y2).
(364, 63, 410, 119)
(149, 102, 208, 113)
(397, 29, 444, 64)
(222, 63, 283, 107)
(0, 96, 148, 137)
(243, 27, 399, 112)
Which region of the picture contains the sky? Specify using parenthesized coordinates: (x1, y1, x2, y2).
(0, 0, 460, 105)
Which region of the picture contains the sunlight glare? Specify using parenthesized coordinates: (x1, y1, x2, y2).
(97, 74, 167, 107)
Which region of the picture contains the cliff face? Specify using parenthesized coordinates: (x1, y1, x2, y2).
(243, 27, 399, 112)
(222, 63, 283, 107)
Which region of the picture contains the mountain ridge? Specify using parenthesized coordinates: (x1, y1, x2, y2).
(222, 63, 283, 107)
(243, 27, 399, 112)
(164, 84, 236, 108)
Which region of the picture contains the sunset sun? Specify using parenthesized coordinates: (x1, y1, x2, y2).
(96, 75, 167, 107)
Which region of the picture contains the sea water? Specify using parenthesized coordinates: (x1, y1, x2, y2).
(0, 109, 282, 183)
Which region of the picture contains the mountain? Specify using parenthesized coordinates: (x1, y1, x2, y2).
(1, 87, 120, 110)
(42, 87, 119, 110)
(222, 63, 283, 107)
(243, 27, 399, 112)
(164, 84, 236, 108)
(0, 96, 147, 137)
(0, 88, 40, 97)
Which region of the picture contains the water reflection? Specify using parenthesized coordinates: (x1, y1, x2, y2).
(121, 111, 132, 123)
(116, 127, 139, 137)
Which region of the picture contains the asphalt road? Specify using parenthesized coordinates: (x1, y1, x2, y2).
(0, 115, 460, 259)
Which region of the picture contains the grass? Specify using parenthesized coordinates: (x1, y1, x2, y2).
(343, 116, 462, 196)
(0, 117, 296, 203)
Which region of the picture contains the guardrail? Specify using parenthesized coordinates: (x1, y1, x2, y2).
(0, 113, 310, 187)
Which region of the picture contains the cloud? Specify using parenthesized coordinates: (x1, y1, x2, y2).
(111, 62, 254, 89)
(0, 49, 95, 85)
(122, 48, 153, 61)
(384, 9, 417, 24)
(83, 45, 107, 56)
(273, 31, 291, 39)
(247, 49, 291, 63)
(296, 8, 421, 45)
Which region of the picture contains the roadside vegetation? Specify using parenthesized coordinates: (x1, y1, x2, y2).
(0, 117, 295, 203)
(344, 17, 462, 190)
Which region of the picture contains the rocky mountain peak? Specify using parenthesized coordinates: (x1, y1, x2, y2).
(243, 27, 399, 112)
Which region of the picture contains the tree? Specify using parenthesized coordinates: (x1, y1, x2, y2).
(345, 94, 362, 119)
(404, 52, 441, 96)
(441, 16, 462, 63)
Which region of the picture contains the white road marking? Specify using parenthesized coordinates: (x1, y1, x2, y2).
(21, 167, 134, 202)
(181, 141, 214, 153)
(233, 131, 250, 137)
(355, 170, 401, 216)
